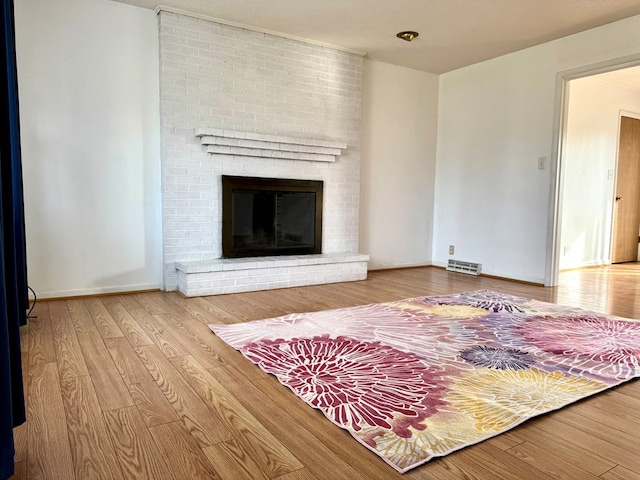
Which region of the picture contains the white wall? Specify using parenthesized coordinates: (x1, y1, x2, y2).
(560, 76, 640, 270)
(360, 60, 439, 269)
(15, 0, 162, 298)
(434, 14, 640, 284)
(17, 1, 640, 296)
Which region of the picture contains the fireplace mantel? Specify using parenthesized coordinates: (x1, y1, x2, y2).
(195, 128, 346, 163)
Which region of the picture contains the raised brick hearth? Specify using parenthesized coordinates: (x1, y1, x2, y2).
(176, 253, 369, 296)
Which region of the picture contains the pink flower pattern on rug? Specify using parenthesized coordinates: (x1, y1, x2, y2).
(512, 314, 640, 378)
(209, 290, 640, 473)
(242, 335, 449, 438)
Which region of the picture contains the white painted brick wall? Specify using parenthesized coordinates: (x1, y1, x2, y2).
(158, 11, 363, 291)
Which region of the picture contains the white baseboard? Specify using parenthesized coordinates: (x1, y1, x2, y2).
(32, 283, 163, 300)
(368, 261, 432, 271)
(559, 260, 608, 271)
(432, 261, 545, 285)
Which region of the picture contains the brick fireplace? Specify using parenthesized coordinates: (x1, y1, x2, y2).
(158, 8, 368, 296)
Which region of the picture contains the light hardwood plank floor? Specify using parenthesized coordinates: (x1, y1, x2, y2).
(12, 265, 640, 479)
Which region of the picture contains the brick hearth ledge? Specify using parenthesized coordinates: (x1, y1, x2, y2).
(175, 253, 370, 297)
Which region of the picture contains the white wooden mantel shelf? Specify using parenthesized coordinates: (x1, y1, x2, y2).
(195, 128, 346, 163)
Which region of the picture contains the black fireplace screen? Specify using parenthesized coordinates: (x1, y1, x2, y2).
(222, 176, 323, 258)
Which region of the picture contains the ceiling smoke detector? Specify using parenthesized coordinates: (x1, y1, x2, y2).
(396, 31, 419, 42)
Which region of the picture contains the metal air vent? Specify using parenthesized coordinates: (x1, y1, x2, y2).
(446, 259, 482, 276)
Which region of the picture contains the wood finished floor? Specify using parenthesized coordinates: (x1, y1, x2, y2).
(11, 265, 640, 480)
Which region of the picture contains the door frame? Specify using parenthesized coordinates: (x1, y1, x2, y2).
(546, 53, 640, 286)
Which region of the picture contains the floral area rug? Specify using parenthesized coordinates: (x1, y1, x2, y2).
(208, 290, 640, 473)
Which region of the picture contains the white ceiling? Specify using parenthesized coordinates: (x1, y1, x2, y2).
(111, 0, 640, 73)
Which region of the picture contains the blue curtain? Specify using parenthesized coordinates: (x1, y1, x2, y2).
(0, 0, 28, 477)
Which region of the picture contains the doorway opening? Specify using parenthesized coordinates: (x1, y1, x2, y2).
(549, 57, 640, 286)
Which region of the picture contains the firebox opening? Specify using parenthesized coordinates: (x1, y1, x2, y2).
(222, 176, 323, 258)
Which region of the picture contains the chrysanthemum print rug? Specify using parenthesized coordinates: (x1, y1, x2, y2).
(208, 290, 640, 473)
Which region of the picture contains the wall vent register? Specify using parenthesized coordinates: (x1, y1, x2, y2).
(446, 259, 482, 276)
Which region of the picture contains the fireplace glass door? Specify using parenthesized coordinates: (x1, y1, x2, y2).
(222, 176, 323, 258)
